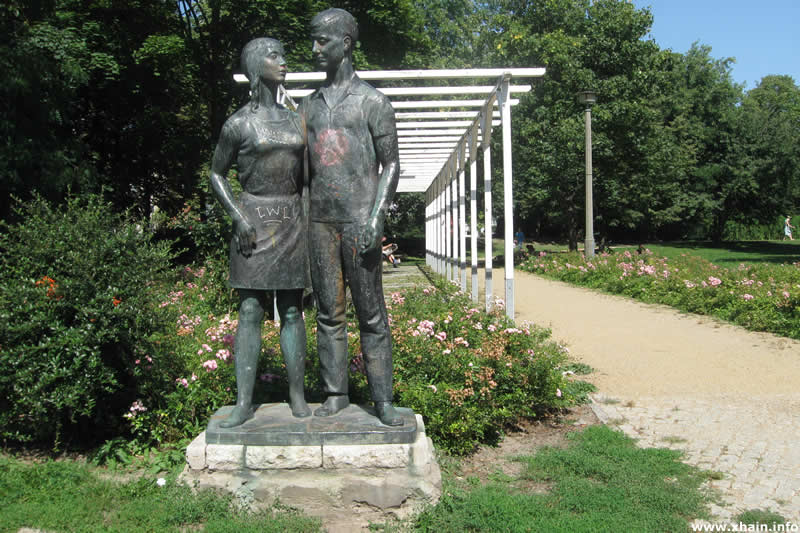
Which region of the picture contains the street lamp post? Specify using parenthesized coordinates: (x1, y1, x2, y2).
(578, 90, 596, 258)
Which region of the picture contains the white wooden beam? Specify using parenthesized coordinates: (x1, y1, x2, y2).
(396, 111, 501, 120)
(234, 67, 544, 84)
(396, 120, 501, 129)
(392, 99, 518, 109)
(400, 136, 480, 143)
(397, 129, 472, 136)
(285, 85, 531, 98)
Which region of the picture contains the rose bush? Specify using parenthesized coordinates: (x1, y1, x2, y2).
(129, 268, 579, 456)
(520, 249, 800, 339)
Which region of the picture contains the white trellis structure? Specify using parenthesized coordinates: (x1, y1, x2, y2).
(235, 68, 544, 319)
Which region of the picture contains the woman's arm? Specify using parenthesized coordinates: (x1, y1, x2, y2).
(209, 122, 256, 256)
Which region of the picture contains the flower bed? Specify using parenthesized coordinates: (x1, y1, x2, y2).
(519, 249, 800, 339)
(129, 269, 579, 456)
(386, 278, 575, 455)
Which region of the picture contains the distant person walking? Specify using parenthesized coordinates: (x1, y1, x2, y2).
(784, 216, 794, 241)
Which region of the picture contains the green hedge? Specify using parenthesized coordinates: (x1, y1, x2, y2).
(0, 195, 177, 447)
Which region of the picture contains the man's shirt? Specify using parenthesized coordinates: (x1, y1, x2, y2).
(301, 74, 397, 223)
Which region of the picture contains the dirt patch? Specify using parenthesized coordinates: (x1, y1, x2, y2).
(455, 403, 600, 487)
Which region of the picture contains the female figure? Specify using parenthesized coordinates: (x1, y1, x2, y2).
(209, 38, 310, 427)
(784, 216, 794, 241)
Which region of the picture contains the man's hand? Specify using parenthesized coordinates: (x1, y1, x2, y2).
(234, 216, 257, 257)
(359, 216, 383, 256)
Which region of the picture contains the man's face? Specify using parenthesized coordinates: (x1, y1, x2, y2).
(311, 21, 348, 72)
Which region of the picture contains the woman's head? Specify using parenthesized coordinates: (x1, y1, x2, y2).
(241, 38, 286, 110)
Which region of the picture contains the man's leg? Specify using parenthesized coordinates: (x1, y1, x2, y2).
(309, 222, 350, 416)
(344, 223, 403, 426)
(220, 289, 265, 428)
(276, 289, 311, 417)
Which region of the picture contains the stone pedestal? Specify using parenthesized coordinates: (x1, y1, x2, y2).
(180, 403, 441, 526)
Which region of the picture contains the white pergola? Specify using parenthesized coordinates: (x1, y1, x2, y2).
(235, 68, 545, 319)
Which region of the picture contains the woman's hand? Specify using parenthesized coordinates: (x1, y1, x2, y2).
(234, 216, 257, 256)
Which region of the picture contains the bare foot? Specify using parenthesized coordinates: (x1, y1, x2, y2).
(375, 401, 404, 426)
(289, 396, 312, 418)
(219, 405, 254, 428)
(313, 395, 350, 417)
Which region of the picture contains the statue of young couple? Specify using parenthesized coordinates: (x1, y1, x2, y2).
(209, 8, 403, 429)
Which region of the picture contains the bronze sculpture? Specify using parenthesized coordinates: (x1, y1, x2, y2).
(301, 8, 403, 426)
(209, 38, 310, 428)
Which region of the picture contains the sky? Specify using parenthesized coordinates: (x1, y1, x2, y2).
(630, 0, 799, 90)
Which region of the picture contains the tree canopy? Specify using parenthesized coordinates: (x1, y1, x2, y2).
(2, 0, 798, 243)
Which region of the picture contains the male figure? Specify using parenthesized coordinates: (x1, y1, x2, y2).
(301, 8, 403, 426)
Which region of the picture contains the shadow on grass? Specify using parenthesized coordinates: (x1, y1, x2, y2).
(642, 241, 800, 266)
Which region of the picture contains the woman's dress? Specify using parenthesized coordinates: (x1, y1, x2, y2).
(225, 107, 308, 290)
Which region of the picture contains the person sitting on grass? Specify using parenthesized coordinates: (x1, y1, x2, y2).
(382, 236, 399, 268)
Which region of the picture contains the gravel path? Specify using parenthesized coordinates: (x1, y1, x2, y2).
(482, 268, 800, 523)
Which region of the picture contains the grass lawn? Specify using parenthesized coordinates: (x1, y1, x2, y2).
(0, 455, 321, 532)
(1, 424, 716, 532)
(615, 241, 800, 267)
(416, 425, 714, 532)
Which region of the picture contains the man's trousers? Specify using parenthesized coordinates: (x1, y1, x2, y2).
(309, 221, 393, 403)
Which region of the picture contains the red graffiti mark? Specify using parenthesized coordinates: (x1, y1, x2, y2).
(314, 128, 349, 167)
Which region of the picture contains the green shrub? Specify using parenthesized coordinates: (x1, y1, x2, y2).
(0, 195, 177, 447)
(723, 217, 791, 241)
(162, 175, 234, 264)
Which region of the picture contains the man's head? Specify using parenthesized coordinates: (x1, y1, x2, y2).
(310, 8, 358, 72)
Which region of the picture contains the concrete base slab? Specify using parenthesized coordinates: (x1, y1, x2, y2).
(206, 403, 418, 446)
(180, 411, 441, 526)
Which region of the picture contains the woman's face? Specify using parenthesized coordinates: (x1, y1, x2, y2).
(259, 43, 287, 84)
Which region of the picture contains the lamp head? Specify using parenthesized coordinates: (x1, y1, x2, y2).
(578, 90, 597, 106)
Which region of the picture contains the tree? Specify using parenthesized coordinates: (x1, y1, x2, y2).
(644, 43, 743, 241)
(489, 0, 681, 247)
(385, 192, 425, 240)
(1, 0, 431, 221)
(732, 75, 800, 230)
(0, 0, 112, 219)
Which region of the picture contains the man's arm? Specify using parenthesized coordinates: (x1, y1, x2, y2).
(359, 101, 400, 255)
(209, 122, 256, 256)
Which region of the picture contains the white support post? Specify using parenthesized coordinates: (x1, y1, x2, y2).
(482, 105, 494, 312)
(458, 145, 467, 294)
(432, 179, 437, 272)
(499, 75, 515, 320)
(425, 189, 431, 267)
(469, 124, 479, 302)
(429, 189, 434, 268)
(438, 176, 445, 275)
(450, 166, 458, 283)
(442, 172, 453, 281)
